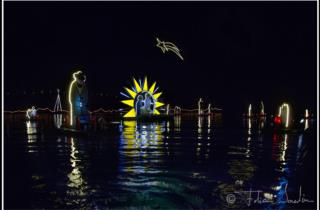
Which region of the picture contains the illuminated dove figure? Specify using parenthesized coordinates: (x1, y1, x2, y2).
(156, 37, 184, 60)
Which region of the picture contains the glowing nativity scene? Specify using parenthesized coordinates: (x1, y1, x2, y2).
(120, 77, 168, 120)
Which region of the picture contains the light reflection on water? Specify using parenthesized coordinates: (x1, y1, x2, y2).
(5, 114, 316, 209)
(26, 121, 38, 153)
(67, 137, 87, 197)
(53, 114, 63, 129)
(119, 121, 166, 174)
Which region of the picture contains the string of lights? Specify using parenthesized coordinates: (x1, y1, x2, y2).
(4, 107, 222, 114)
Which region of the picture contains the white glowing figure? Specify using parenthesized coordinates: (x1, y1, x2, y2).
(305, 109, 309, 118)
(156, 37, 184, 60)
(174, 106, 181, 115)
(260, 101, 265, 115)
(198, 98, 203, 115)
(278, 103, 290, 128)
(208, 103, 211, 115)
(248, 104, 252, 117)
(26, 106, 37, 120)
(54, 89, 62, 112)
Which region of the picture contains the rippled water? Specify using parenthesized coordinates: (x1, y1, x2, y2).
(4, 114, 316, 209)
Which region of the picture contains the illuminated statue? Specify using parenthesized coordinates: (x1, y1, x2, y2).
(120, 77, 164, 118)
(26, 106, 37, 120)
(68, 71, 89, 127)
(174, 106, 181, 115)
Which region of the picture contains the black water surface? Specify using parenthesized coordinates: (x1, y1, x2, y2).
(4, 114, 316, 209)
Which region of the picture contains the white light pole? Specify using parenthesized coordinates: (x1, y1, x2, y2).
(260, 101, 264, 115)
(198, 98, 203, 115)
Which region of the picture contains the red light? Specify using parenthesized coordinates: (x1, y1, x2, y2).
(274, 116, 281, 124)
(273, 134, 278, 141)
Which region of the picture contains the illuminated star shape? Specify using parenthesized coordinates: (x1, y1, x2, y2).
(120, 77, 165, 118)
(156, 37, 184, 60)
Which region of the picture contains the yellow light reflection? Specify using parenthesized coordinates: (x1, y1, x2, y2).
(119, 121, 165, 174)
(67, 137, 87, 196)
(281, 134, 288, 164)
(26, 121, 37, 145)
(174, 115, 181, 132)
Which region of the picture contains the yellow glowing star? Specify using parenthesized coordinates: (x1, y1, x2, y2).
(121, 77, 165, 118)
(156, 37, 184, 60)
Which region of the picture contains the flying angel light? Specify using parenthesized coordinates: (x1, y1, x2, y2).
(120, 77, 165, 118)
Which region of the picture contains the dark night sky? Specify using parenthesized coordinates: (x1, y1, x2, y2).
(4, 2, 317, 114)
